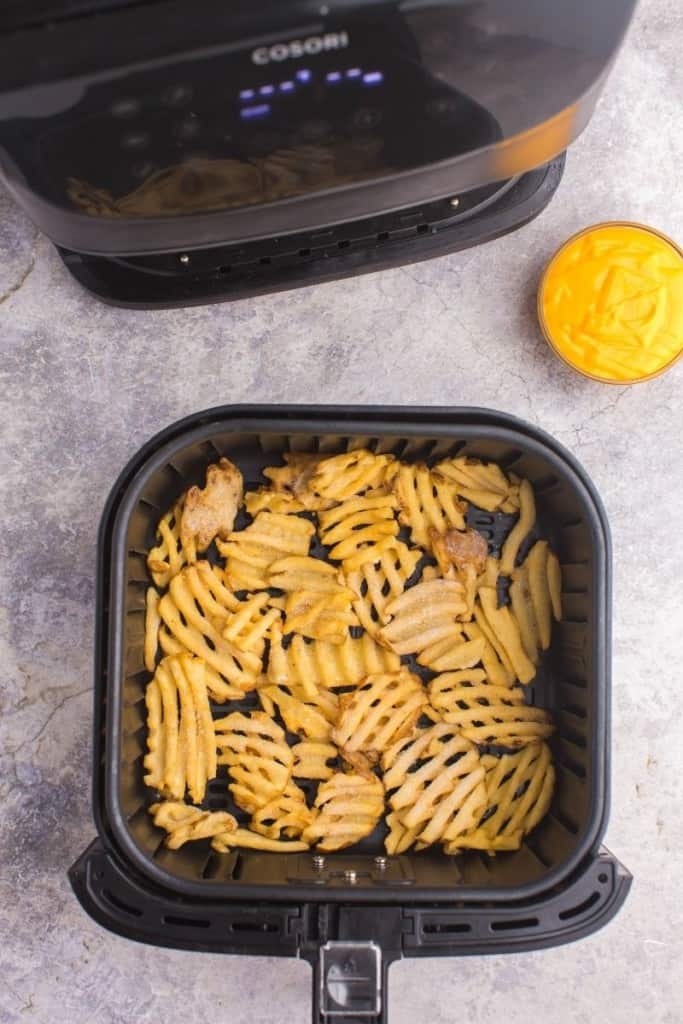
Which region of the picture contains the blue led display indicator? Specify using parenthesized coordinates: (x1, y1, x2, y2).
(279, 80, 295, 93)
(362, 71, 383, 85)
(325, 71, 342, 83)
(239, 88, 255, 100)
(259, 84, 275, 96)
(296, 69, 313, 83)
(240, 104, 270, 119)
(346, 68, 362, 78)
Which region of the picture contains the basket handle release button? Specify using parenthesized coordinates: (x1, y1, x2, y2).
(319, 941, 381, 1019)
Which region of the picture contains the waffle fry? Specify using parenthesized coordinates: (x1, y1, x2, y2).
(302, 772, 385, 851)
(180, 457, 243, 554)
(215, 711, 293, 813)
(211, 828, 309, 853)
(439, 686, 554, 748)
(463, 621, 516, 688)
(478, 586, 536, 685)
(499, 478, 536, 574)
(217, 511, 315, 591)
(143, 654, 217, 805)
(292, 740, 339, 780)
(310, 449, 397, 501)
(416, 634, 486, 672)
(509, 564, 540, 665)
(268, 555, 354, 596)
(268, 628, 401, 694)
(525, 540, 553, 650)
(434, 456, 519, 513)
(446, 742, 555, 853)
(244, 488, 307, 516)
(284, 589, 357, 644)
(317, 490, 399, 568)
(158, 563, 261, 691)
(259, 683, 338, 740)
(251, 781, 315, 840)
(381, 724, 486, 845)
(428, 668, 489, 712)
(262, 451, 332, 511)
(346, 541, 422, 636)
(332, 670, 426, 755)
(385, 810, 420, 855)
(149, 801, 238, 849)
(547, 551, 563, 622)
(222, 592, 282, 653)
(392, 463, 466, 551)
(144, 586, 160, 672)
(378, 578, 467, 655)
(147, 497, 193, 588)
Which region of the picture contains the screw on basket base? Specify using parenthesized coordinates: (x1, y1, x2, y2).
(179, 253, 190, 264)
(374, 856, 387, 870)
(312, 855, 325, 871)
(449, 196, 460, 208)
(344, 869, 358, 884)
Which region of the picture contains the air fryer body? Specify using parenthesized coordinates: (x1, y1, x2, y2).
(0, 1, 636, 304)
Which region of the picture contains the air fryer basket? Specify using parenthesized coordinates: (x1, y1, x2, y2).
(70, 406, 631, 1023)
(102, 406, 612, 902)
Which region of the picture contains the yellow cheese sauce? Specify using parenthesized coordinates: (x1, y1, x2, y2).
(539, 223, 683, 383)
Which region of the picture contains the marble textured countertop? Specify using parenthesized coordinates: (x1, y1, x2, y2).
(1, 1, 682, 1021)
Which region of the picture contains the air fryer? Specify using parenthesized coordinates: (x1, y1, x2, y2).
(0, 1, 637, 307)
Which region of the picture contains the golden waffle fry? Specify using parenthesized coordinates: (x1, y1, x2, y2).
(434, 456, 519, 513)
(267, 628, 401, 694)
(301, 772, 385, 851)
(251, 781, 315, 840)
(284, 589, 357, 645)
(392, 463, 466, 551)
(222, 592, 282, 653)
(509, 563, 540, 665)
(381, 724, 486, 845)
(259, 683, 338, 740)
(149, 801, 238, 849)
(143, 654, 217, 805)
(440, 688, 554, 748)
(147, 497, 193, 588)
(547, 551, 563, 622)
(427, 669, 489, 712)
(180, 457, 243, 554)
(416, 634, 486, 672)
(449, 742, 555, 853)
(478, 586, 536, 685)
(211, 827, 309, 853)
(158, 563, 262, 690)
(500, 478, 536, 574)
(244, 488, 307, 516)
(217, 511, 315, 591)
(346, 541, 422, 637)
(317, 490, 399, 568)
(144, 586, 161, 672)
(310, 449, 397, 501)
(332, 670, 426, 755)
(292, 740, 339, 780)
(268, 555, 354, 596)
(463, 621, 515, 688)
(385, 810, 419, 855)
(525, 540, 553, 650)
(378, 578, 467, 655)
(262, 451, 332, 511)
(215, 711, 293, 813)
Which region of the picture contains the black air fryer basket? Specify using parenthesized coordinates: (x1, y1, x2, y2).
(70, 406, 631, 1023)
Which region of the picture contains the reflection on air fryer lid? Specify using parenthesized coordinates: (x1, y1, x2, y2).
(68, 140, 386, 217)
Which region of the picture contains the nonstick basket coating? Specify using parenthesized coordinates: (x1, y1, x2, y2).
(101, 407, 610, 903)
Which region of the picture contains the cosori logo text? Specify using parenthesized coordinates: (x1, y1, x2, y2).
(252, 32, 350, 65)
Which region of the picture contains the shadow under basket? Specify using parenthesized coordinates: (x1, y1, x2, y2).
(71, 405, 631, 1024)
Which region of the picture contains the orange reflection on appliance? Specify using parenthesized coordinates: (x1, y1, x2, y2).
(539, 222, 683, 383)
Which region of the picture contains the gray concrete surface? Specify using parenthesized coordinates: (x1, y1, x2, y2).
(1, 0, 682, 1021)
